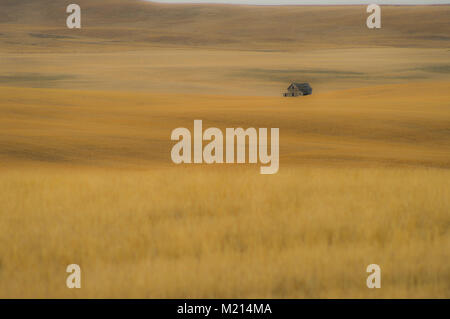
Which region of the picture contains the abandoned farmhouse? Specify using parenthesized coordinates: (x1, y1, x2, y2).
(284, 83, 313, 97)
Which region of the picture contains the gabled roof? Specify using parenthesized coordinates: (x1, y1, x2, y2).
(290, 83, 311, 90)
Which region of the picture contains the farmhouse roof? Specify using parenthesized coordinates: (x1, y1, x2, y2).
(291, 83, 311, 90)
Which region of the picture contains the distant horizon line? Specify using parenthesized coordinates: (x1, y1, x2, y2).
(146, 1, 450, 6)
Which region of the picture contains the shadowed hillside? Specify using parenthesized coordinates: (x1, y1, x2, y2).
(0, 0, 449, 52)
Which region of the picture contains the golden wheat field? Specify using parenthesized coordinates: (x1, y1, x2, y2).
(0, 0, 449, 298)
(0, 167, 449, 298)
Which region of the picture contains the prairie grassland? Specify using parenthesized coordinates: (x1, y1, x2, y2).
(1, 82, 449, 168)
(1, 1, 449, 52)
(0, 166, 449, 298)
(1, 47, 449, 95)
(1, 2, 449, 95)
(0, 0, 449, 299)
(0, 82, 449, 298)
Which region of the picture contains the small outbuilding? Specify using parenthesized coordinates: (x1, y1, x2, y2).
(283, 83, 312, 97)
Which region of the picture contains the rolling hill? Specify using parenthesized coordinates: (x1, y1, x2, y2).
(0, 0, 449, 52)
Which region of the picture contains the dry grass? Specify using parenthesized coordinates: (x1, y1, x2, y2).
(0, 83, 449, 168)
(1, 1, 449, 52)
(0, 81, 449, 298)
(1, 1, 449, 95)
(0, 166, 449, 298)
(0, 0, 449, 299)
